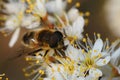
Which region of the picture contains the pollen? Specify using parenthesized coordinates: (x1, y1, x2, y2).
(22, 68, 26, 72)
(80, 12, 84, 16)
(36, 60, 40, 63)
(75, 2, 80, 7)
(52, 77, 55, 80)
(52, 68, 55, 72)
(57, 67, 60, 72)
(21, 0, 25, 3)
(94, 50, 97, 52)
(98, 53, 102, 58)
(26, 9, 32, 13)
(82, 49, 85, 53)
(24, 73, 29, 77)
(0, 77, 2, 79)
(25, 57, 30, 61)
(106, 46, 109, 49)
(26, 0, 31, 4)
(97, 33, 101, 38)
(6, 78, 9, 80)
(39, 70, 44, 75)
(67, 0, 72, 3)
(82, 38, 86, 42)
(103, 60, 106, 64)
(85, 11, 90, 16)
(84, 57, 94, 69)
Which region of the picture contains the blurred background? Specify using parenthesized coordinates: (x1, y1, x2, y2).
(0, 0, 120, 80)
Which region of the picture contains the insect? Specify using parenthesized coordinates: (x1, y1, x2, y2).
(22, 28, 67, 58)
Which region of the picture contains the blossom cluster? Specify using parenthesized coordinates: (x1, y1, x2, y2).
(0, 0, 120, 80)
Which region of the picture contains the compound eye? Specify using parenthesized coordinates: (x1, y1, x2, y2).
(53, 31, 63, 41)
(49, 31, 63, 48)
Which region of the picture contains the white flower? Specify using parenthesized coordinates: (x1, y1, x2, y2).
(5, 15, 21, 30)
(45, 58, 85, 80)
(0, 13, 23, 47)
(2, 1, 26, 14)
(23, 49, 56, 79)
(45, 63, 65, 80)
(21, 15, 40, 29)
(67, 8, 80, 22)
(75, 35, 119, 79)
(9, 27, 20, 47)
(45, 0, 66, 16)
(65, 44, 83, 61)
(30, 0, 47, 18)
(64, 16, 84, 40)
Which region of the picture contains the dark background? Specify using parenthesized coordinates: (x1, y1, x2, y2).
(0, 0, 119, 80)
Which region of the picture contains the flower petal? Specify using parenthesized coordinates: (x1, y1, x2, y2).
(36, 0, 46, 17)
(72, 16, 84, 33)
(76, 77, 85, 80)
(65, 44, 82, 61)
(91, 38, 103, 58)
(45, 0, 66, 16)
(111, 47, 120, 66)
(96, 56, 111, 66)
(89, 68, 102, 78)
(68, 8, 80, 22)
(9, 28, 20, 47)
(44, 78, 51, 80)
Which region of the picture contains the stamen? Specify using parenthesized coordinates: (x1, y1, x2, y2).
(97, 33, 101, 38)
(94, 32, 97, 41)
(78, 41, 88, 51)
(67, 0, 72, 4)
(86, 33, 93, 49)
(85, 11, 90, 16)
(75, 2, 80, 8)
(55, 14, 65, 27)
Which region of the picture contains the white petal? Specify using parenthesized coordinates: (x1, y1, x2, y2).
(111, 47, 120, 66)
(9, 28, 20, 47)
(26, 22, 40, 29)
(89, 68, 102, 78)
(76, 77, 85, 80)
(96, 56, 111, 66)
(22, 15, 39, 28)
(72, 16, 84, 39)
(72, 16, 84, 32)
(45, 1, 56, 13)
(3, 2, 25, 14)
(65, 16, 84, 39)
(5, 15, 19, 31)
(45, 0, 66, 16)
(48, 15, 56, 24)
(54, 72, 64, 80)
(85, 75, 96, 80)
(44, 78, 51, 80)
(68, 8, 80, 22)
(91, 39, 103, 58)
(65, 44, 81, 61)
(36, 0, 46, 17)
